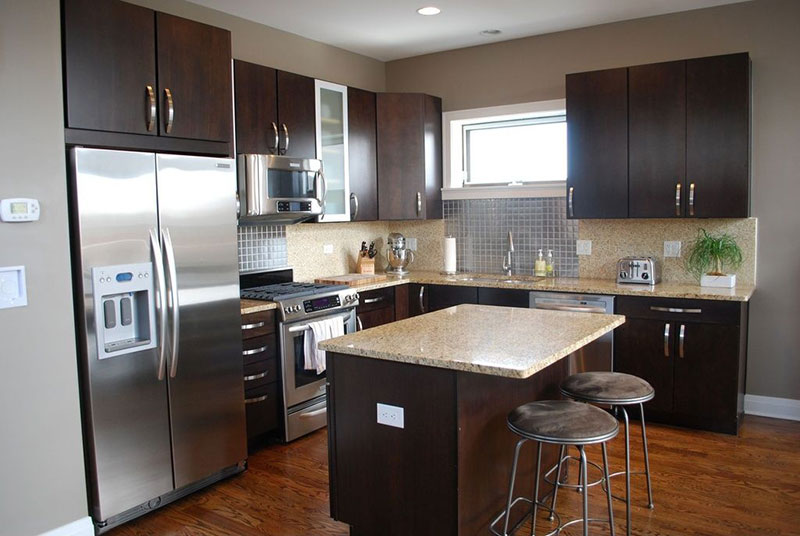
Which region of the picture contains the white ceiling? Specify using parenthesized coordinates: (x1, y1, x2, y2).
(190, 0, 751, 62)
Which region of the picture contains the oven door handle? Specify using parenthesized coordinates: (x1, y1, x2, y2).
(287, 312, 352, 333)
(299, 407, 327, 419)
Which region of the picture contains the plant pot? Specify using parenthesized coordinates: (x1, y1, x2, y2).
(700, 274, 736, 288)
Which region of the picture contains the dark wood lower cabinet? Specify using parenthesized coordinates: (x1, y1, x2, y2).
(356, 288, 395, 330)
(241, 309, 280, 443)
(477, 287, 530, 308)
(408, 284, 478, 316)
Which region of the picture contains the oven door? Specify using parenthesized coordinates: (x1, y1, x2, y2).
(280, 308, 356, 409)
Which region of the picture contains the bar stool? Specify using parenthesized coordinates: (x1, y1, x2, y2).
(490, 399, 618, 536)
(558, 372, 655, 536)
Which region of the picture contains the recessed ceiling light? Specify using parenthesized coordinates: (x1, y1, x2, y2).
(480, 29, 502, 36)
(416, 6, 441, 16)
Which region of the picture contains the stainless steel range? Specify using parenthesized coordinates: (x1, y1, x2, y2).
(241, 277, 358, 441)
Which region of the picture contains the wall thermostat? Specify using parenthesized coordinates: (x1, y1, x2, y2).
(1, 198, 40, 222)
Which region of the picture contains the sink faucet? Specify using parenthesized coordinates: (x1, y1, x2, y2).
(502, 231, 514, 276)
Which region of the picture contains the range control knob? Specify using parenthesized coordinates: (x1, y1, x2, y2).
(293, 305, 301, 312)
(284, 307, 291, 314)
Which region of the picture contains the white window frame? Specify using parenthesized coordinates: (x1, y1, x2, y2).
(442, 99, 567, 200)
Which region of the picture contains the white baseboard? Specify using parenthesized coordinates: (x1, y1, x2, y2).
(38, 517, 93, 536)
(744, 394, 800, 422)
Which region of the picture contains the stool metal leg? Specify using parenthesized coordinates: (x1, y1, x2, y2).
(547, 445, 566, 522)
(578, 446, 589, 536)
(531, 441, 542, 536)
(602, 443, 616, 536)
(640, 403, 655, 509)
(620, 406, 631, 536)
(503, 439, 527, 536)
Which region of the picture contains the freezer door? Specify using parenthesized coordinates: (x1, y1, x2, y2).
(70, 148, 173, 522)
(156, 154, 246, 487)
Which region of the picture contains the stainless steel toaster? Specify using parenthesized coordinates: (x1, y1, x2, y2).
(617, 256, 660, 285)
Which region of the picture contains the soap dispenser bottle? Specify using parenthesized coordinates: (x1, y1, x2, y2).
(534, 249, 546, 277)
(546, 249, 555, 277)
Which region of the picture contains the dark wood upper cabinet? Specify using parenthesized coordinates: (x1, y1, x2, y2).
(377, 93, 443, 220)
(63, 0, 156, 135)
(629, 60, 687, 218)
(276, 70, 316, 158)
(347, 87, 378, 221)
(566, 67, 629, 219)
(156, 13, 232, 143)
(686, 53, 750, 218)
(234, 60, 278, 154)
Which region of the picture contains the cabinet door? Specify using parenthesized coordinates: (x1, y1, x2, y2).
(613, 318, 674, 414)
(234, 60, 278, 154)
(673, 322, 740, 425)
(408, 284, 428, 317)
(629, 61, 686, 218)
(63, 0, 156, 135)
(427, 285, 478, 312)
(156, 13, 232, 142)
(277, 71, 317, 158)
(316, 80, 350, 222)
(357, 307, 395, 331)
(378, 93, 423, 220)
(477, 288, 530, 308)
(566, 68, 628, 219)
(686, 53, 750, 218)
(348, 87, 378, 221)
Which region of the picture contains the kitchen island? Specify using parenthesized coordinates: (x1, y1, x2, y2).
(320, 304, 625, 536)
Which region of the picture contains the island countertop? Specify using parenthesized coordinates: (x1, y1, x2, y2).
(319, 303, 625, 379)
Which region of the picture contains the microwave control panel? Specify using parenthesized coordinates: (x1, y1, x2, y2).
(277, 201, 312, 212)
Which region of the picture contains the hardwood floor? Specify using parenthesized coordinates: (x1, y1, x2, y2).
(110, 416, 800, 536)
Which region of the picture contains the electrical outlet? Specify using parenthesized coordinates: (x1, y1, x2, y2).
(576, 240, 592, 256)
(406, 237, 418, 251)
(376, 403, 404, 429)
(323, 244, 334, 254)
(664, 241, 682, 258)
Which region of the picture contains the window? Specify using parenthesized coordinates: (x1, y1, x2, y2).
(443, 99, 567, 199)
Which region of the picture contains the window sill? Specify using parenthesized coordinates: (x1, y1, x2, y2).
(442, 182, 567, 200)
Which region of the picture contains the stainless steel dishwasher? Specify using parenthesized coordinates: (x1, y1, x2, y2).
(529, 291, 615, 373)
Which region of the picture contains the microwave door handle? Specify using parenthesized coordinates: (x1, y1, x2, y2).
(317, 169, 328, 216)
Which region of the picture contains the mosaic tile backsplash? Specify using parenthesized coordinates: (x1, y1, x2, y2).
(237, 224, 288, 272)
(444, 197, 579, 277)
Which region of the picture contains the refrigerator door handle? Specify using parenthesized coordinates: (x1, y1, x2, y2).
(150, 229, 169, 380)
(162, 227, 180, 378)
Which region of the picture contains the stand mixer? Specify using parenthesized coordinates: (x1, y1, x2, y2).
(386, 232, 415, 276)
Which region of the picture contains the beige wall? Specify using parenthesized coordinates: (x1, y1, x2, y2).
(128, 0, 385, 91)
(386, 0, 800, 400)
(0, 1, 89, 534)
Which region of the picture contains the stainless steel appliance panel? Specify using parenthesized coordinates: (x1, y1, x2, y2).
(156, 154, 246, 488)
(71, 148, 174, 521)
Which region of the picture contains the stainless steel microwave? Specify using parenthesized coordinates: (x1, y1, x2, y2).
(237, 154, 326, 224)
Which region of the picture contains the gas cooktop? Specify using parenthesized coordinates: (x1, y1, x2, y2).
(240, 282, 350, 302)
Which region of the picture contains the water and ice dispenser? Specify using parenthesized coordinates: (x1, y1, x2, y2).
(92, 262, 157, 359)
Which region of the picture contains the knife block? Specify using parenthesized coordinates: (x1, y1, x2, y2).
(356, 255, 375, 275)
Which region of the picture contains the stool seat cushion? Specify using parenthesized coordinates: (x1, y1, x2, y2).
(508, 400, 619, 445)
(561, 372, 655, 404)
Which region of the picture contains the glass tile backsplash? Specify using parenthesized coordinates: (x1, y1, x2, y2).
(237, 224, 288, 272)
(443, 197, 578, 277)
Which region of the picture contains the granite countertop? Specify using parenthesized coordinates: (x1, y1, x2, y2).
(319, 303, 626, 379)
(240, 298, 278, 315)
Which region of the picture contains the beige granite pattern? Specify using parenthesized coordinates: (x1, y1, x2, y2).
(578, 218, 757, 285)
(319, 304, 626, 379)
(240, 299, 278, 315)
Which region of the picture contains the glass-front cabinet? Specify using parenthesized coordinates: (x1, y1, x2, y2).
(315, 80, 350, 222)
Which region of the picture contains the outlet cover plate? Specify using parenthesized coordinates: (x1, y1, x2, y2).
(323, 244, 334, 254)
(377, 403, 404, 429)
(406, 237, 418, 251)
(664, 241, 682, 258)
(576, 240, 592, 256)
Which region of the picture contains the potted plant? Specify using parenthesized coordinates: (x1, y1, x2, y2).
(685, 229, 743, 288)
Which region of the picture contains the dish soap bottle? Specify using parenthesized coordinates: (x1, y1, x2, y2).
(534, 249, 547, 277)
(546, 249, 555, 277)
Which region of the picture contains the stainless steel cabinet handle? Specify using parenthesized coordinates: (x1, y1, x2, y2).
(241, 320, 266, 331)
(350, 192, 359, 221)
(675, 182, 682, 216)
(162, 228, 180, 378)
(244, 394, 268, 405)
(535, 303, 605, 314)
(356, 316, 363, 331)
(689, 183, 696, 216)
(299, 407, 327, 419)
(650, 306, 702, 314)
(163, 88, 174, 134)
(664, 323, 671, 358)
(145, 85, 156, 132)
(244, 371, 268, 382)
(242, 344, 269, 356)
(419, 285, 426, 313)
(679, 324, 686, 358)
(271, 122, 279, 153)
(568, 186, 574, 218)
(281, 123, 289, 155)
(363, 296, 384, 304)
(416, 192, 422, 216)
(150, 229, 168, 380)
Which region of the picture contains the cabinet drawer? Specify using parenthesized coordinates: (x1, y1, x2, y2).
(244, 382, 279, 439)
(244, 357, 278, 392)
(616, 295, 741, 325)
(242, 333, 277, 366)
(357, 287, 395, 314)
(241, 310, 276, 339)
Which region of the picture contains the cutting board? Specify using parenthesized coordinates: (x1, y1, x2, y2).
(316, 274, 388, 287)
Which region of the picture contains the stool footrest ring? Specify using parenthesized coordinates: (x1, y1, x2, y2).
(489, 496, 561, 536)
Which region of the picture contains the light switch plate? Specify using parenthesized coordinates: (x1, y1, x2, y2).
(406, 237, 418, 251)
(576, 240, 592, 255)
(377, 403, 404, 429)
(0, 266, 27, 309)
(664, 241, 682, 258)
(323, 244, 334, 254)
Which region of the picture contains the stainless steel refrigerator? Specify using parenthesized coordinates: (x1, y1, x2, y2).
(69, 148, 246, 532)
